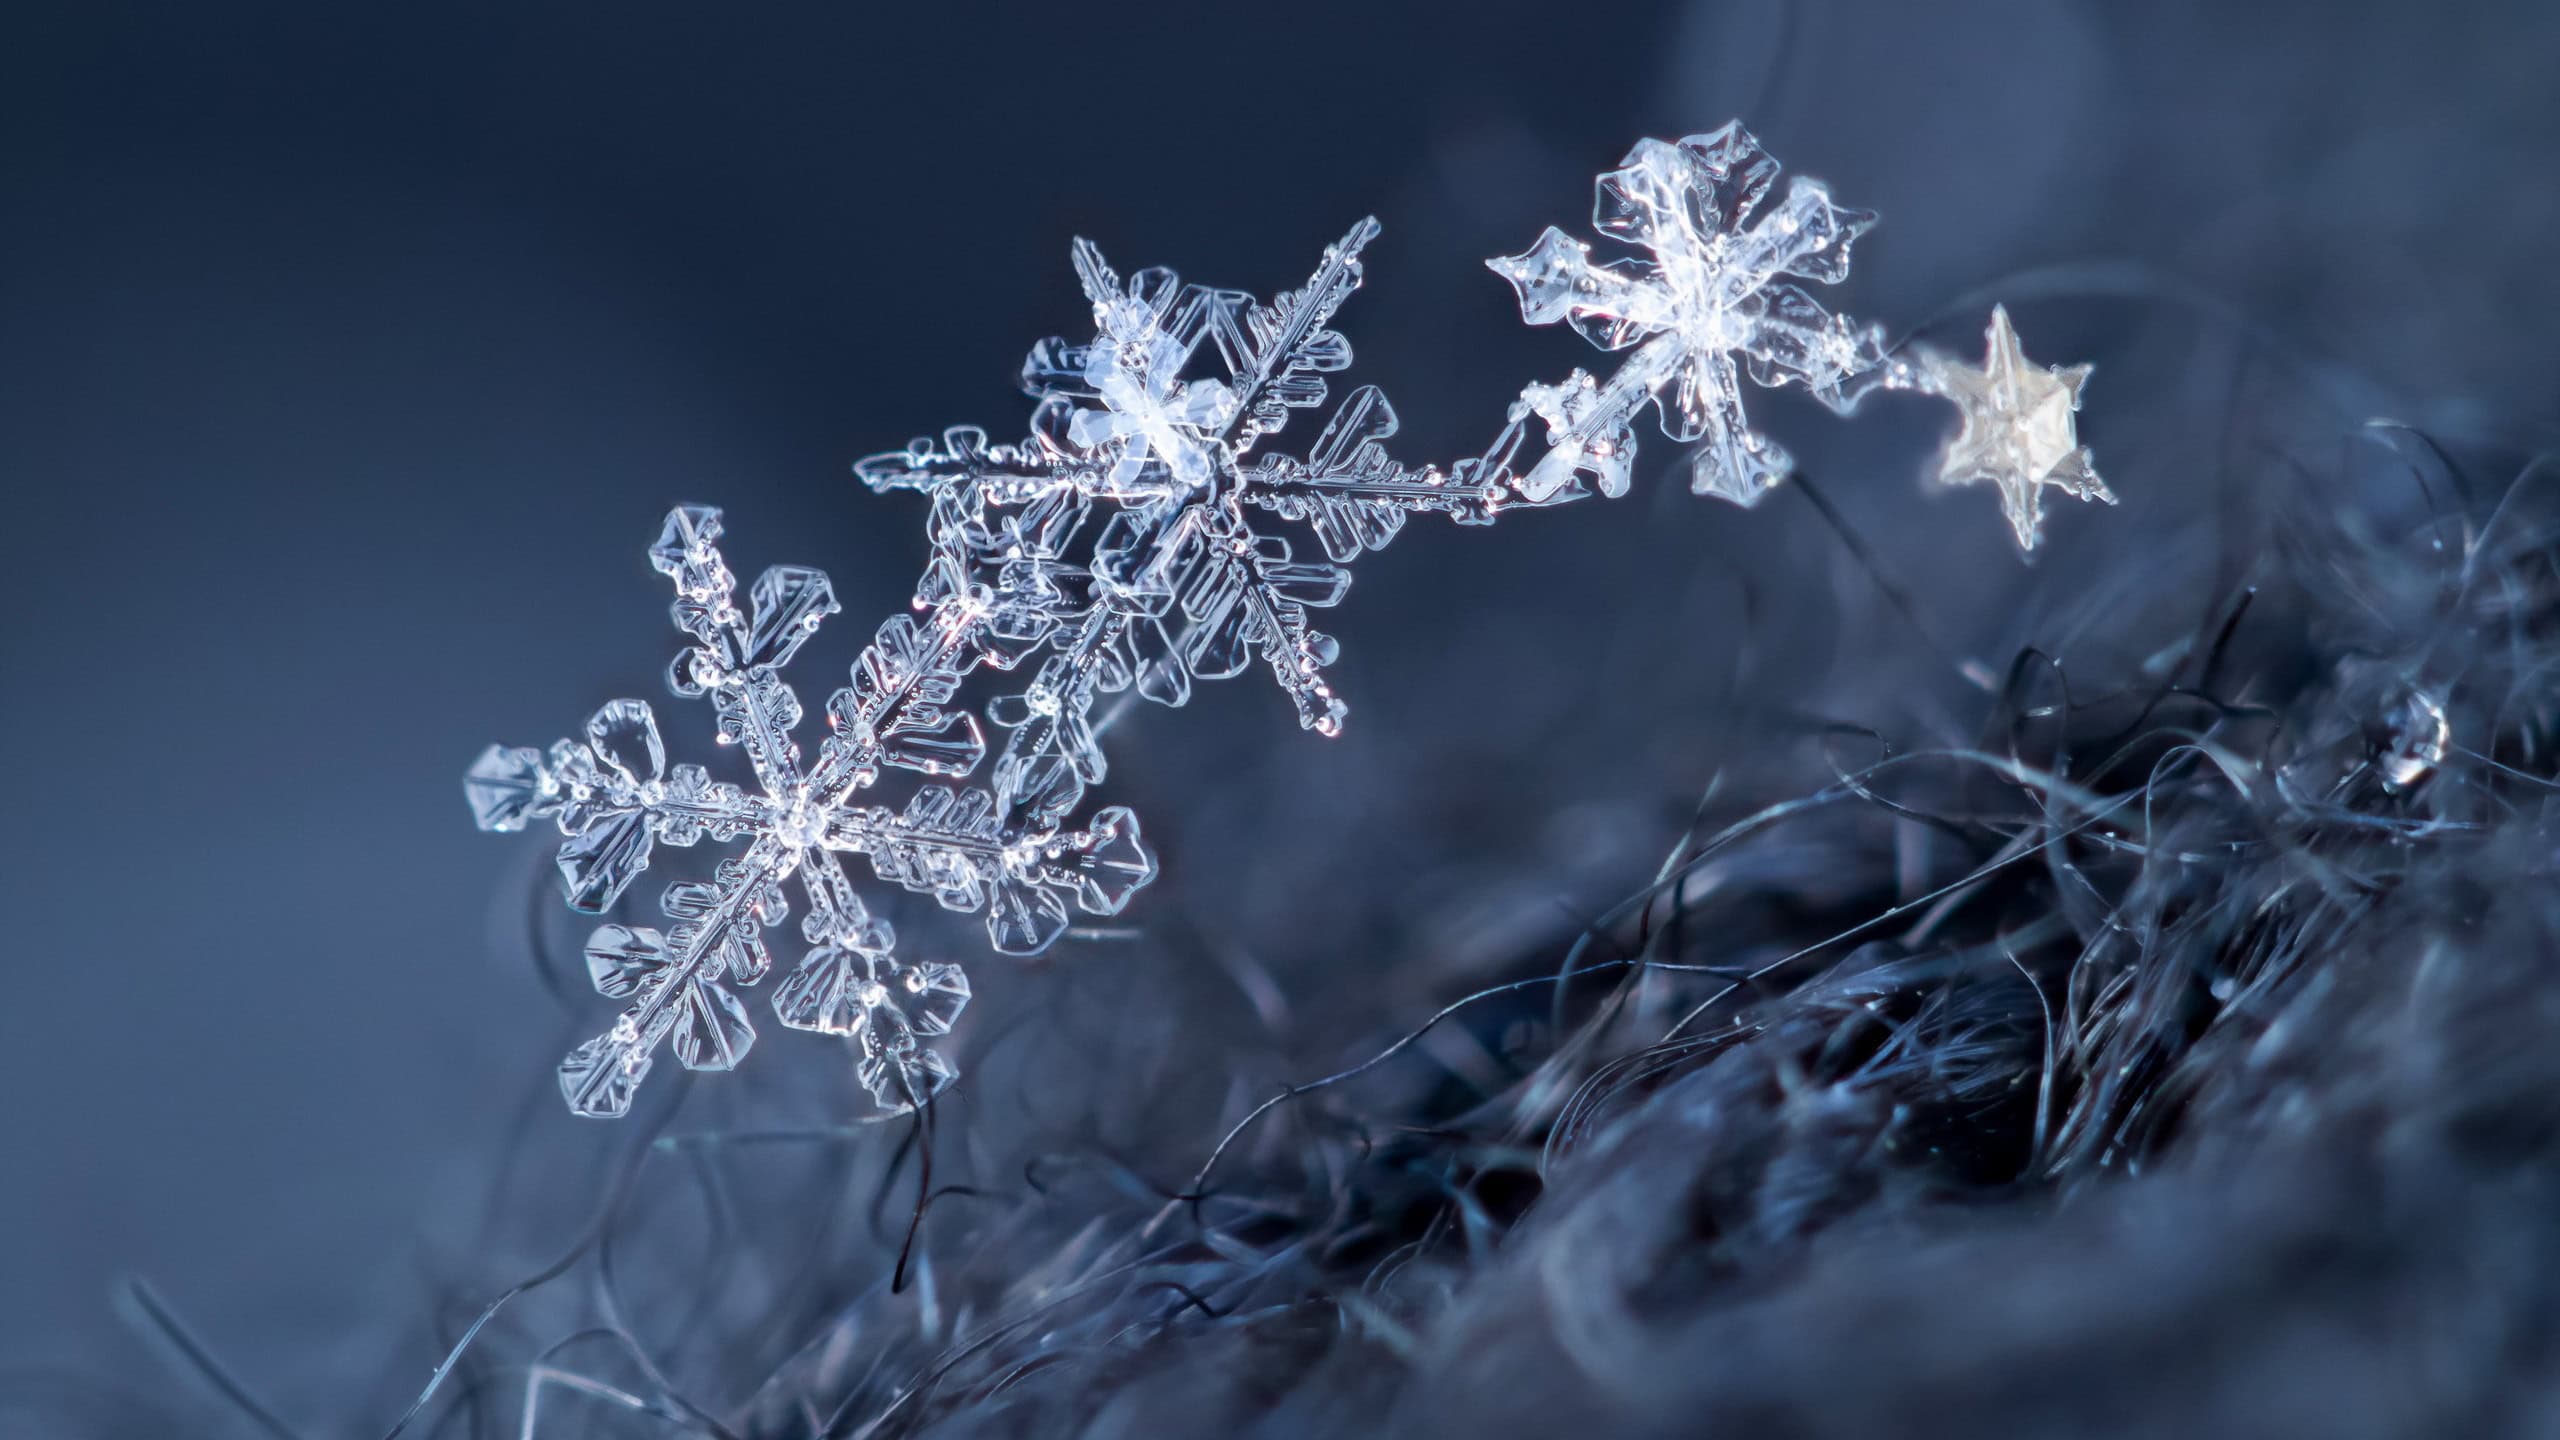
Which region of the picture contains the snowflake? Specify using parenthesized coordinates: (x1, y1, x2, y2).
(465, 505, 1154, 1117)
(1919, 305, 2113, 551)
(861, 217, 1500, 779)
(1489, 122, 1887, 506)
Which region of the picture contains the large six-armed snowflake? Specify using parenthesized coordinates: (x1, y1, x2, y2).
(467, 506, 1151, 1116)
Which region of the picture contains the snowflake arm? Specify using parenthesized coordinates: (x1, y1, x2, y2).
(854, 423, 1105, 507)
(838, 789, 1154, 953)
(1167, 503, 1353, 734)
(1205, 216, 1378, 455)
(1239, 385, 1502, 559)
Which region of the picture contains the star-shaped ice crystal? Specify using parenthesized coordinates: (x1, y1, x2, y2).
(1924, 305, 2113, 552)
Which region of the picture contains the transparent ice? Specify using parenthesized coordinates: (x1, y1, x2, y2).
(466, 505, 1152, 1116)
(862, 216, 1494, 752)
(469, 120, 2112, 1117)
(1488, 122, 1889, 507)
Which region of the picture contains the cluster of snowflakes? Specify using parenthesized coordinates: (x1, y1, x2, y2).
(467, 123, 2111, 1117)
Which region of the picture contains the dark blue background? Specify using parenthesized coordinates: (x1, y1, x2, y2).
(4, 0, 2552, 1419)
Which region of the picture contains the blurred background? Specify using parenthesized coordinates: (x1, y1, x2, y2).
(3, 0, 2553, 1425)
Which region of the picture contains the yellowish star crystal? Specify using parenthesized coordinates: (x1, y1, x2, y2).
(1926, 305, 2113, 552)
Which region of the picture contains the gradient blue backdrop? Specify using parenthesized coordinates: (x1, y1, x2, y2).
(4, 0, 2553, 1422)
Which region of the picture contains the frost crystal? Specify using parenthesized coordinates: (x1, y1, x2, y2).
(1918, 305, 2113, 551)
(2379, 688, 2449, 793)
(862, 216, 1494, 753)
(1489, 122, 1887, 506)
(467, 505, 1153, 1117)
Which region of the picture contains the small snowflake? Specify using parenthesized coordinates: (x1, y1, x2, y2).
(1922, 305, 2114, 552)
(1061, 240, 1238, 496)
(864, 220, 1475, 753)
(1490, 122, 1885, 506)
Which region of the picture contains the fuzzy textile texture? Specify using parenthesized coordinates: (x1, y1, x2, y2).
(338, 437, 2560, 1440)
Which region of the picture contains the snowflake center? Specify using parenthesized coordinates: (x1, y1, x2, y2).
(776, 793, 830, 849)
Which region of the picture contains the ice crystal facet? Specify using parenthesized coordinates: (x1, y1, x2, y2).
(1920, 305, 2113, 552)
(468, 504, 1154, 1116)
(1490, 123, 1886, 506)
(2379, 687, 2450, 794)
